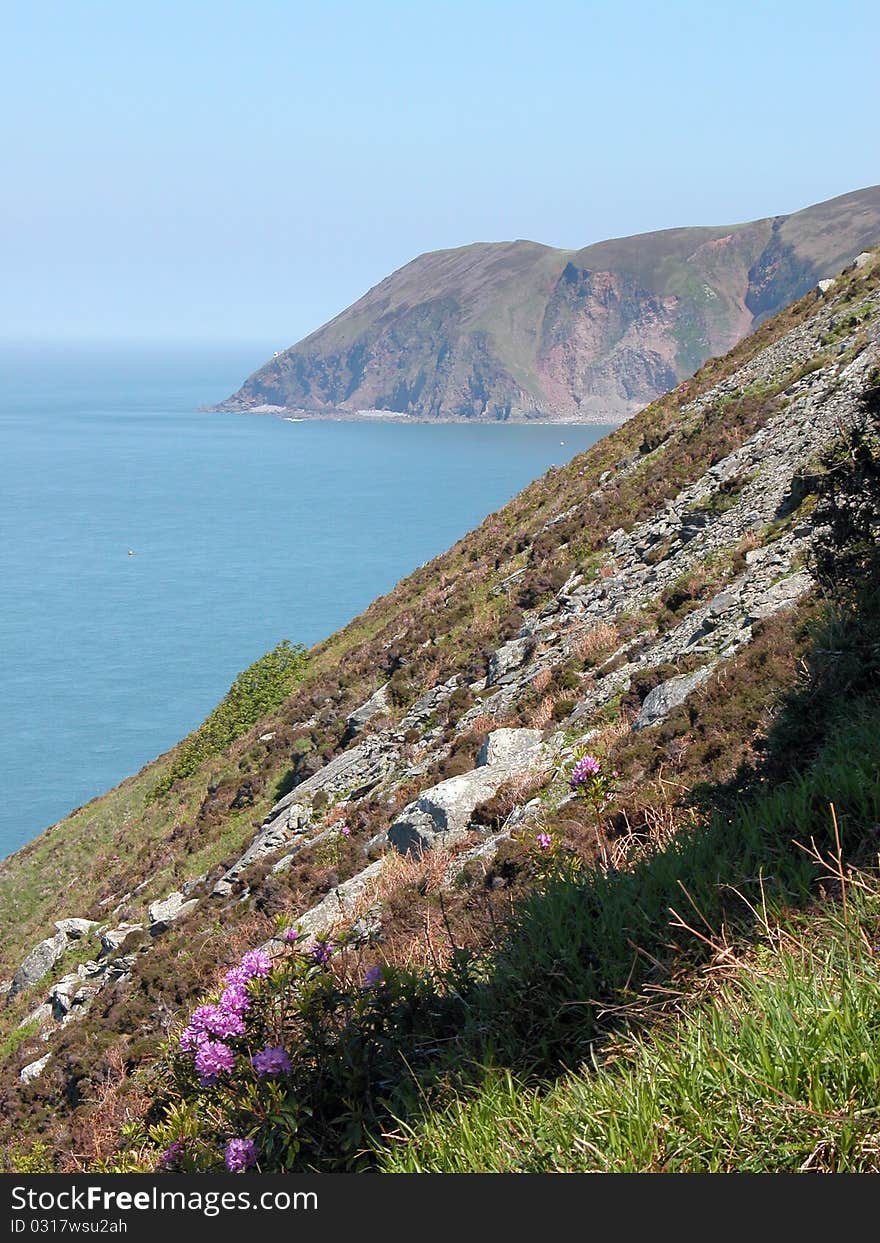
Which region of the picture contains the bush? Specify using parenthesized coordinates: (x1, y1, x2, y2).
(152, 641, 308, 798)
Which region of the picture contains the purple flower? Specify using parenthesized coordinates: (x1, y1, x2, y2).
(158, 1141, 184, 1170)
(310, 938, 333, 965)
(220, 982, 251, 1014)
(188, 1005, 217, 1033)
(238, 949, 272, 979)
(194, 1040, 234, 1084)
(224, 1137, 258, 1173)
(570, 754, 601, 789)
(362, 965, 383, 989)
(251, 1045, 292, 1077)
(179, 1023, 209, 1053)
(283, 927, 300, 945)
(340, 825, 351, 837)
(202, 1004, 246, 1040)
(224, 965, 250, 988)
(536, 832, 553, 851)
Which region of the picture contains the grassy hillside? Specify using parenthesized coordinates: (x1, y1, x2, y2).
(1, 250, 879, 1172)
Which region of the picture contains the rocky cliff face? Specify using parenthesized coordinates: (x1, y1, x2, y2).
(2, 250, 879, 1167)
(217, 185, 880, 422)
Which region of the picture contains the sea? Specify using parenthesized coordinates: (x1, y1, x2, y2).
(0, 341, 613, 858)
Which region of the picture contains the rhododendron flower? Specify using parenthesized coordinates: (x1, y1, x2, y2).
(536, 832, 553, 851)
(194, 1040, 234, 1084)
(179, 1024, 209, 1053)
(238, 949, 272, 979)
(225, 1137, 258, 1173)
(220, 982, 251, 1014)
(310, 939, 333, 965)
(158, 1141, 184, 1170)
(202, 1005, 246, 1040)
(251, 1045, 292, 1077)
(362, 965, 383, 988)
(570, 755, 601, 788)
(283, 927, 300, 944)
(340, 824, 351, 837)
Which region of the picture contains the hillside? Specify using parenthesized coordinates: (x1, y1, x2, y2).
(1, 249, 880, 1173)
(216, 185, 880, 422)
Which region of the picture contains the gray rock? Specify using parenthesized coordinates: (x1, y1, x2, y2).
(704, 590, 736, 618)
(20, 1003, 54, 1028)
(20, 1054, 51, 1084)
(487, 637, 533, 685)
(262, 859, 387, 947)
(854, 252, 873, 270)
(633, 666, 715, 730)
(212, 803, 310, 897)
(345, 683, 391, 737)
(99, 924, 143, 957)
(389, 744, 547, 855)
(8, 931, 67, 998)
(53, 918, 99, 940)
(400, 677, 461, 728)
(476, 728, 544, 768)
(747, 571, 812, 621)
(148, 892, 199, 934)
(817, 278, 836, 294)
(281, 737, 396, 807)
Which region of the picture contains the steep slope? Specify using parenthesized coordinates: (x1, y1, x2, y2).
(217, 185, 880, 422)
(1, 251, 879, 1172)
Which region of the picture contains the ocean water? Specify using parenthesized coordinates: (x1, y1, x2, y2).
(0, 342, 613, 858)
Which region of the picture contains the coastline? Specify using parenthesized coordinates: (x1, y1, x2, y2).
(204, 403, 629, 427)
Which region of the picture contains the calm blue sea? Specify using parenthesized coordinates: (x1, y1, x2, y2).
(0, 342, 612, 858)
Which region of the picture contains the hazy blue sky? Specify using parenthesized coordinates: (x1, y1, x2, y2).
(2, 0, 878, 347)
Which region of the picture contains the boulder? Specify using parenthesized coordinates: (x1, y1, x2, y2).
(99, 924, 143, 957)
(212, 803, 310, 897)
(8, 931, 67, 999)
(633, 666, 715, 730)
(345, 683, 391, 737)
(262, 859, 387, 947)
(389, 744, 546, 855)
(148, 892, 199, 934)
(53, 918, 99, 940)
(746, 571, 812, 621)
(477, 728, 544, 768)
(20, 1054, 51, 1085)
(487, 637, 532, 686)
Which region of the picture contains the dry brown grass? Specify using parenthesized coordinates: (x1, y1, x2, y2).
(528, 694, 557, 729)
(531, 667, 552, 694)
(62, 1047, 152, 1172)
(572, 621, 619, 664)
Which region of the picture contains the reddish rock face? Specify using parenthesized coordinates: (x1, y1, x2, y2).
(216, 186, 880, 423)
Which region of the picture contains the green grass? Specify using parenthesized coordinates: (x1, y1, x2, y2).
(383, 876, 880, 1171)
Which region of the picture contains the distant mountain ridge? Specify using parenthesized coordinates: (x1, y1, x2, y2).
(217, 185, 880, 422)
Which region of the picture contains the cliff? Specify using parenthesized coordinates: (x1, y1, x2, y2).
(216, 185, 880, 422)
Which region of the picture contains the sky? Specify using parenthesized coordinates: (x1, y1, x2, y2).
(2, 0, 878, 349)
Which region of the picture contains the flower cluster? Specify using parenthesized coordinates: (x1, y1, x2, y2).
(225, 1137, 258, 1173)
(536, 832, 553, 851)
(310, 938, 334, 965)
(569, 753, 615, 808)
(251, 1045, 292, 1077)
(158, 1140, 185, 1170)
(570, 754, 601, 788)
(362, 964, 383, 989)
(179, 948, 273, 1083)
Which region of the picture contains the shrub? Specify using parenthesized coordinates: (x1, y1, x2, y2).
(152, 642, 308, 798)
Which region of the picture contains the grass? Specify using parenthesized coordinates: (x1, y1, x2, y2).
(383, 869, 880, 1172)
